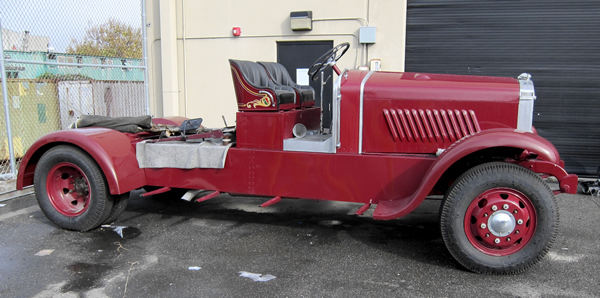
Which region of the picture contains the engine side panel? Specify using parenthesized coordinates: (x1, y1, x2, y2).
(362, 71, 520, 154)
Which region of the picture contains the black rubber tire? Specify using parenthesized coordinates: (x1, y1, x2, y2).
(103, 192, 130, 224)
(34, 145, 114, 232)
(439, 162, 559, 274)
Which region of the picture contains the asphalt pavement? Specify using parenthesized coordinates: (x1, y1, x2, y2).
(0, 188, 599, 297)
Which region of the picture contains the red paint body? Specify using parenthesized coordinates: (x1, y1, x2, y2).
(236, 108, 320, 150)
(16, 69, 578, 220)
(142, 149, 434, 205)
(339, 70, 518, 154)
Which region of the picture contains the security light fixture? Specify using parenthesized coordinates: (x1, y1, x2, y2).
(290, 11, 312, 31)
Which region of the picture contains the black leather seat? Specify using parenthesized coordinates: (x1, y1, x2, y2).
(229, 59, 296, 111)
(258, 61, 315, 108)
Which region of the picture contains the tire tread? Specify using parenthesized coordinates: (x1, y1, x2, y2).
(439, 162, 558, 275)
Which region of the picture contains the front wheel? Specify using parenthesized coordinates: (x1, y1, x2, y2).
(34, 145, 114, 232)
(439, 162, 558, 274)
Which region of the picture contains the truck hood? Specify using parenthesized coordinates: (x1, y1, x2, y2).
(353, 70, 522, 154)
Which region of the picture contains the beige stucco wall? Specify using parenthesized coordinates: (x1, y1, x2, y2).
(146, 0, 407, 127)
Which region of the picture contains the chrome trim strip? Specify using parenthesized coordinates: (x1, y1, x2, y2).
(359, 71, 375, 153)
(333, 70, 344, 149)
(517, 73, 536, 132)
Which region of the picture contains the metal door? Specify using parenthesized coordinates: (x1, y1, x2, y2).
(405, 1, 600, 176)
(277, 41, 334, 129)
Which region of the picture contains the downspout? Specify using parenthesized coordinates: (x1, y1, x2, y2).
(141, 0, 150, 115)
(182, 0, 188, 117)
(365, 0, 370, 66)
(400, 1, 407, 72)
(159, 0, 180, 117)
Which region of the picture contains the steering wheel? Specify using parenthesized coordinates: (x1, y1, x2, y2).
(308, 42, 350, 81)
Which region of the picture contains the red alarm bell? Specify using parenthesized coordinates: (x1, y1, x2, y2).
(232, 27, 241, 37)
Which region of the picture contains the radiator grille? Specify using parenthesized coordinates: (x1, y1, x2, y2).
(383, 108, 480, 143)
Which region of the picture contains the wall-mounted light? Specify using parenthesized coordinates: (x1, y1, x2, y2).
(290, 11, 312, 31)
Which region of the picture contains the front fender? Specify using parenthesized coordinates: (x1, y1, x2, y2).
(373, 128, 566, 220)
(17, 128, 146, 195)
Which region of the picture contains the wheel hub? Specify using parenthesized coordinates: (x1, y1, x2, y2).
(73, 177, 89, 196)
(46, 162, 90, 217)
(487, 210, 515, 237)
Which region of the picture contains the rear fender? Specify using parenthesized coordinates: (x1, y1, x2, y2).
(373, 128, 568, 220)
(17, 128, 146, 195)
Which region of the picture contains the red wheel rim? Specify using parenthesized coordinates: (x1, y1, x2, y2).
(464, 188, 537, 256)
(46, 162, 91, 217)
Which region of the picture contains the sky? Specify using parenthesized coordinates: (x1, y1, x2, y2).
(1, 0, 142, 52)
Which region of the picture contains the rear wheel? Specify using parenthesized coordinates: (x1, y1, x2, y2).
(103, 192, 130, 224)
(34, 145, 114, 232)
(439, 162, 558, 274)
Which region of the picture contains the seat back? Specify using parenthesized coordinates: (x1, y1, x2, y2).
(258, 62, 296, 86)
(229, 59, 296, 111)
(258, 61, 315, 108)
(232, 60, 276, 89)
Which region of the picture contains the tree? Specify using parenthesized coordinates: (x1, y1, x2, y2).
(67, 18, 142, 59)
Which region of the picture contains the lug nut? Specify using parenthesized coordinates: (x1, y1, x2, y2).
(486, 233, 490, 237)
(494, 238, 500, 244)
(517, 219, 523, 225)
(484, 213, 488, 217)
(515, 230, 520, 234)
(513, 210, 518, 214)
(491, 205, 498, 211)
(507, 237, 511, 241)
(480, 223, 487, 229)
(503, 204, 509, 210)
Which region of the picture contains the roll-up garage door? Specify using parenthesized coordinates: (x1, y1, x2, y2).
(405, 1, 600, 176)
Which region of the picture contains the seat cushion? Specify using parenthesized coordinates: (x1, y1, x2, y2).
(298, 88, 314, 105)
(275, 89, 295, 105)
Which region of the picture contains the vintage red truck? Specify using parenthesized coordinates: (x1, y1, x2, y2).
(16, 43, 578, 274)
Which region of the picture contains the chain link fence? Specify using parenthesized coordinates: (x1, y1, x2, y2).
(0, 0, 148, 180)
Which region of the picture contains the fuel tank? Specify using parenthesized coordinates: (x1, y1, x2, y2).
(338, 70, 521, 154)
